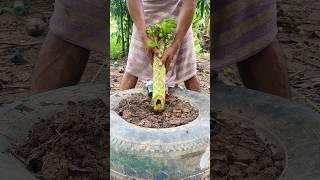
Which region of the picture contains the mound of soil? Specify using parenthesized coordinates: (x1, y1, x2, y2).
(211, 111, 285, 180)
(114, 93, 199, 128)
(12, 99, 108, 180)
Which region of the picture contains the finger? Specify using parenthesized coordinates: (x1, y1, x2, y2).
(154, 49, 161, 57)
(146, 55, 151, 65)
(165, 56, 172, 73)
(160, 53, 168, 66)
(146, 50, 153, 65)
(150, 53, 154, 65)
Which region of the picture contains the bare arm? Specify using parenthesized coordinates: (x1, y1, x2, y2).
(173, 0, 196, 48)
(161, 0, 196, 70)
(127, 0, 148, 43)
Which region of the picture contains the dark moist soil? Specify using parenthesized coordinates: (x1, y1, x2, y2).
(114, 93, 199, 128)
(211, 111, 285, 180)
(12, 99, 108, 180)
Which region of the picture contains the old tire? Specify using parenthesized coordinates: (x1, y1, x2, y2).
(213, 83, 320, 180)
(0, 83, 105, 180)
(110, 88, 210, 179)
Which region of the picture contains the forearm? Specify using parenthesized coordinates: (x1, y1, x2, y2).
(127, 0, 148, 42)
(173, 0, 196, 48)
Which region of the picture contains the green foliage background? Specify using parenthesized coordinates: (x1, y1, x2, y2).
(110, 0, 210, 61)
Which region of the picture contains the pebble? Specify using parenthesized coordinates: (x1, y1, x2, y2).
(278, 27, 284, 32)
(9, 49, 26, 64)
(299, 30, 305, 35)
(270, 145, 284, 161)
(25, 18, 45, 37)
(296, 42, 304, 48)
(118, 67, 125, 73)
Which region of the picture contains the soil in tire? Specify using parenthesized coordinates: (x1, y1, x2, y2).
(114, 93, 199, 128)
(211, 111, 285, 180)
(12, 99, 108, 180)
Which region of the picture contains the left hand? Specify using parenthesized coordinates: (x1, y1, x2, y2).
(160, 43, 180, 73)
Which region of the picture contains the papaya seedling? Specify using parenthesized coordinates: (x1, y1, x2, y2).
(145, 19, 177, 112)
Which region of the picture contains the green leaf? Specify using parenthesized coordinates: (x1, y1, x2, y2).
(146, 40, 157, 48)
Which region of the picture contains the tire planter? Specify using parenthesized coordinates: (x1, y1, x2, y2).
(0, 83, 105, 180)
(110, 88, 210, 179)
(214, 83, 320, 180)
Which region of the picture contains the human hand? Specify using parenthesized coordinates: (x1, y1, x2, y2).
(160, 43, 179, 73)
(142, 35, 160, 65)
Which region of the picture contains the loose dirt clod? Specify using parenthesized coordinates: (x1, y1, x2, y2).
(12, 99, 108, 180)
(211, 112, 285, 179)
(9, 49, 26, 64)
(25, 18, 45, 37)
(114, 93, 199, 128)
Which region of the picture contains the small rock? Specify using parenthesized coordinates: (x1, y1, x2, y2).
(25, 18, 45, 37)
(298, 30, 305, 35)
(118, 67, 125, 73)
(139, 119, 152, 127)
(296, 26, 303, 31)
(296, 42, 304, 48)
(270, 145, 284, 161)
(122, 109, 132, 119)
(278, 27, 284, 32)
(172, 108, 182, 113)
(182, 108, 189, 113)
(9, 49, 27, 64)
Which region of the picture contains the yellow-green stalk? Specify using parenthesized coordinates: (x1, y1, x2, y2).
(152, 54, 166, 112)
(146, 19, 177, 112)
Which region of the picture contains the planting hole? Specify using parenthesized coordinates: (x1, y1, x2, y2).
(156, 99, 161, 105)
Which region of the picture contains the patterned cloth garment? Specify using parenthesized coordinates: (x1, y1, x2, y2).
(125, 0, 197, 87)
(49, 0, 108, 55)
(212, 0, 278, 70)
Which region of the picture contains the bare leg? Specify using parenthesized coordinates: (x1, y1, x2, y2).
(237, 39, 290, 98)
(120, 72, 138, 91)
(30, 32, 90, 94)
(184, 75, 201, 92)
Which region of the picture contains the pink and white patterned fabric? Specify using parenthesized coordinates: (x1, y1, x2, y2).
(125, 0, 197, 87)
